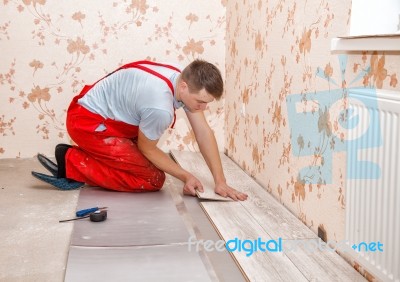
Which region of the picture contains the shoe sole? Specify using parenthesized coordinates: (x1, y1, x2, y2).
(31, 171, 84, 190)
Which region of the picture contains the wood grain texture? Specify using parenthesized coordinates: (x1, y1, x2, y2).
(171, 150, 317, 239)
(201, 202, 365, 282)
(170, 150, 232, 201)
(282, 239, 366, 281)
(174, 150, 366, 281)
(221, 155, 317, 239)
(200, 201, 308, 282)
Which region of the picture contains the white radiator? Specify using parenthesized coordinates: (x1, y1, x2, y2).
(346, 88, 400, 282)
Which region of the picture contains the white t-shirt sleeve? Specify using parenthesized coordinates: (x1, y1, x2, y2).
(139, 108, 173, 140)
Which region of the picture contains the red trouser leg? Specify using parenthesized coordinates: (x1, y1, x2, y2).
(65, 103, 165, 192)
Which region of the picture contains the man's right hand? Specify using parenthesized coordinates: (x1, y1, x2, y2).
(183, 174, 204, 196)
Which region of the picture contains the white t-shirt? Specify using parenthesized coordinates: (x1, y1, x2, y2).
(78, 63, 185, 140)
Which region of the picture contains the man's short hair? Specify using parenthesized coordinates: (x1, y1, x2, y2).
(181, 59, 223, 100)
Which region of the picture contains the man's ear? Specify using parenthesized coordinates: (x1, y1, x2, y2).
(179, 79, 188, 90)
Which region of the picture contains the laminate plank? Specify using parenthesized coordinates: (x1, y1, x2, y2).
(200, 201, 308, 282)
(172, 151, 365, 281)
(170, 150, 231, 201)
(171, 150, 317, 239)
(65, 245, 211, 282)
(70, 187, 190, 247)
(220, 156, 317, 239)
(283, 239, 366, 281)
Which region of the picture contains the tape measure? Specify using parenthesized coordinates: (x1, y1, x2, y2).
(90, 210, 107, 222)
(59, 209, 107, 223)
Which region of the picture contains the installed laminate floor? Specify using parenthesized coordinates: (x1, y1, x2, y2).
(170, 151, 230, 201)
(171, 150, 366, 282)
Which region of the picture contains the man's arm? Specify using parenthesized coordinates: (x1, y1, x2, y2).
(186, 110, 248, 201)
(137, 129, 204, 196)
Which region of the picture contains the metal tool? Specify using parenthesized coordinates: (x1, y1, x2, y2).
(59, 215, 90, 223)
(59, 207, 108, 223)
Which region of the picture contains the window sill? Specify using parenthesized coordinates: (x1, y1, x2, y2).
(331, 34, 400, 51)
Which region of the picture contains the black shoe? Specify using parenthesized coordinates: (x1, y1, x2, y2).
(31, 171, 84, 190)
(55, 144, 72, 178)
(37, 153, 58, 176)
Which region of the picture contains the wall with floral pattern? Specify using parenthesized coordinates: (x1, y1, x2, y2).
(0, 0, 226, 158)
(225, 0, 400, 245)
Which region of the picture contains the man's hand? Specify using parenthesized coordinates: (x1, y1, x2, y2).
(183, 174, 204, 196)
(215, 182, 248, 201)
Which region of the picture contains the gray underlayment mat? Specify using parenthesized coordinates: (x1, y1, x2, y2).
(65, 245, 210, 282)
(70, 187, 190, 247)
(64, 186, 211, 282)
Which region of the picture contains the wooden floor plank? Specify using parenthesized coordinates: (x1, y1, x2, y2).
(283, 239, 365, 281)
(201, 201, 308, 282)
(173, 150, 366, 281)
(171, 150, 316, 239)
(219, 153, 318, 239)
(170, 150, 231, 201)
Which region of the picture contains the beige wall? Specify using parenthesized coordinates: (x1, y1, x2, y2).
(225, 0, 400, 242)
(0, 0, 226, 158)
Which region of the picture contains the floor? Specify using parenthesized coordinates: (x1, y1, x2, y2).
(0, 152, 367, 281)
(171, 150, 367, 282)
(0, 157, 244, 282)
(0, 158, 79, 281)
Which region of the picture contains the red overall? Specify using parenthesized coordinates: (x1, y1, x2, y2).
(65, 61, 181, 192)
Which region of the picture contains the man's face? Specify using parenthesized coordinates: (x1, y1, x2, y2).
(180, 83, 215, 112)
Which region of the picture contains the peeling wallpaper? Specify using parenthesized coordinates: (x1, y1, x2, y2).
(0, 0, 226, 158)
(225, 0, 400, 241)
